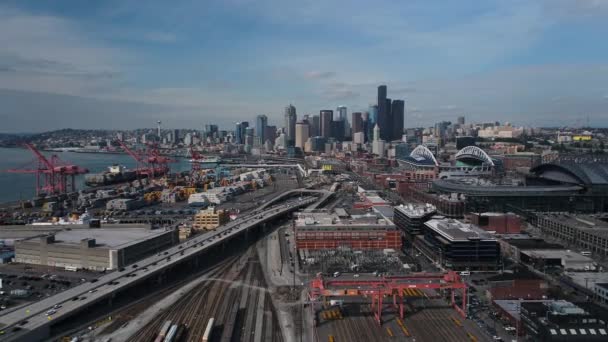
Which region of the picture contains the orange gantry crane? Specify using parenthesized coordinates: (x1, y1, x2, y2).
(6, 143, 89, 196)
(310, 271, 468, 324)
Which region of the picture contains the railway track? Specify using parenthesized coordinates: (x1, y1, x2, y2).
(127, 253, 243, 342)
(125, 246, 283, 342)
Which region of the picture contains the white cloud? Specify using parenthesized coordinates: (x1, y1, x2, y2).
(303, 71, 336, 80)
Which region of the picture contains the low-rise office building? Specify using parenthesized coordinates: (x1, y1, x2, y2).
(415, 219, 500, 270)
(14, 227, 178, 271)
(393, 203, 436, 239)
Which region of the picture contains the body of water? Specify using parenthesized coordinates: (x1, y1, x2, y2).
(0, 147, 191, 203)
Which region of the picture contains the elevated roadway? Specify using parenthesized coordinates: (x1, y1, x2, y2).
(0, 197, 318, 341)
(259, 189, 333, 210)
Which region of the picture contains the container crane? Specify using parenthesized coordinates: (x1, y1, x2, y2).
(6, 143, 89, 196)
(115, 140, 173, 180)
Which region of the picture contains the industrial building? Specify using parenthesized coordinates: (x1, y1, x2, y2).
(294, 209, 400, 250)
(415, 219, 500, 270)
(14, 227, 178, 271)
(532, 213, 608, 258)
(519, 249, 596, 272)
(520, 300, 608, 341)
(192, 207, 229, 231)
(393, 203, 437, 238)
(485, 271, 549, 301)
(497, 235, 564, 262)
(467, 212, 522, 234)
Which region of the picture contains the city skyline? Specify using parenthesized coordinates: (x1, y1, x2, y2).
(2, 0, 608, 132)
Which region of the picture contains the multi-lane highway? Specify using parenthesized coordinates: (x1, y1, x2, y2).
(0, 196, 318, 341)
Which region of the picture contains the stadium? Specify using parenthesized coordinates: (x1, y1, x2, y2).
(431, 162, 608, 213)
(397, 145, 501, 179)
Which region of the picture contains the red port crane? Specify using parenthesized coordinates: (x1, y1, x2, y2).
(115, 140, 172, 179)
(6, 143, 89, 196)
(310, 271, 467, 324)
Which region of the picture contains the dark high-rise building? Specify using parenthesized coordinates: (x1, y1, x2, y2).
(240, 121, 249, 144)
(284, 104, 297, 147)
(320, 110, 333, 139)
(235, 122, 243, 144)
(362, 112, 370, 142)
(336, 105, 349, 138)
(256, 114, 268, 146)
(173, 129, 180, 143)
(391, 99, 405, 141)
(382, 98, 392, 141)
(377, 85, 388, 140)
(351, 112, 363, 135)
(310, 136, 327, 152)
(330, 120, 345, 141)
(204, 124, 218, 138)
(244, 127, 255, 146)
(264, 125, 277, 145)
(311, 115, 320, 137)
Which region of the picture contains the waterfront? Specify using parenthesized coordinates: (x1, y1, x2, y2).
(0, 147, 191, 203)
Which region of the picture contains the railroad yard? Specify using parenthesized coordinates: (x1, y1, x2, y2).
(88, 246, 283, 342)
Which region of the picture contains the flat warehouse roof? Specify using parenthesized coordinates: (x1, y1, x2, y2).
(28, 228, 169, 250)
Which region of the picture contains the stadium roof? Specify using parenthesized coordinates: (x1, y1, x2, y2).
(531, 162, 608, 186)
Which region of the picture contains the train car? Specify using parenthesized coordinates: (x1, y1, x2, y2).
(173, 324, 186, 342)
(164, 324, 178, 342)
(154, 320, 172, 342)
(202, 318, 214, 342)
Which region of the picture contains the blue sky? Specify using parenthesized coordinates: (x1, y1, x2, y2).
(1, 0, 608, 131)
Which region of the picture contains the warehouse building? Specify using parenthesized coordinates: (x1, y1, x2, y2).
(533, 213, 608, 258)
(192, 207, 229, 231)
(519, 249, 596, 272)
(294, 209, 400, 250)
(14, 227, 178, 271)
(415, 219, 500, 270)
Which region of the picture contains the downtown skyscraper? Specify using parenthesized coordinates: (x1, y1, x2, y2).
(319, 110, 333, 139)
(391, 99, 405, 141)
(256, 114, 268, 146)
(284, 104, 297, 147)
(377, 85, 389, 140)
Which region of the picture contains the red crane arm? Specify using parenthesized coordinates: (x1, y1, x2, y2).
(24, 143, 53, 169)
(116, 140, 144, 163)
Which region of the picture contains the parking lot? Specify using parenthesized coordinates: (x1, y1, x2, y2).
(0, 264, 100, 314)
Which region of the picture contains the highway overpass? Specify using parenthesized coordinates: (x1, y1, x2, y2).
(0, 196, 318, 341)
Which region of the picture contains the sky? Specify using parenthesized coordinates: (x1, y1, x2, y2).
(1, 0, 608, 132)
